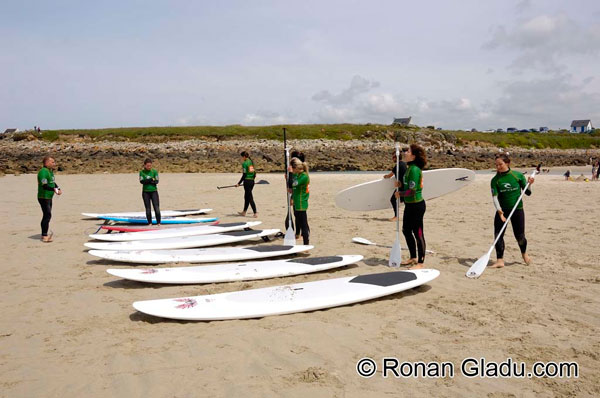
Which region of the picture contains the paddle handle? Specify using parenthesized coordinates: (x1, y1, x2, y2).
(489, 166, 540, 250)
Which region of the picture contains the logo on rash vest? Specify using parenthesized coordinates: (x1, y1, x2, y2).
(174, 298, 197, 309)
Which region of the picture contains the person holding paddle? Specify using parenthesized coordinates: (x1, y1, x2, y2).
(384, 150, 407, 221)
(290, 157, 310, 245)
(394, 144, 427, 269)
(37, 156, 62, 242)
(490, 153, 534, 268)
(236, 151, 258, 218)
(139, 158, 161, 225)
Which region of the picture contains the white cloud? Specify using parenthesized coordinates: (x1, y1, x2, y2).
(312, 75, 380, 105)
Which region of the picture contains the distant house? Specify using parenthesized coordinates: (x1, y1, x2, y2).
(3, 128, 18, 134)
(539, 127, 549, 133)
(570, 120, 593, 133)
(392, 117, 412, 126)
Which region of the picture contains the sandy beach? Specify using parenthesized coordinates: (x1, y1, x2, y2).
(1, 170, 599, 397)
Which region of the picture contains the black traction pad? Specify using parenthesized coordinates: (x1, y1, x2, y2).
(214, 222, 246, 228)
(221, 230, 263, 237)
(247, 245, 293, 252)
(289, 256, 343, 265)
(174, 209, 202, 212)
(349, 271, 417, 287)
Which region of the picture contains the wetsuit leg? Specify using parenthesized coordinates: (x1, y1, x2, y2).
(150, 191, 161, 224)
(402, 204, 417, 259)
(243, 180, 256, 213)
(390, 194, 397, 217)
(510, 209, 527, 254)
(142, 191, 152, 224)
(294, 210, 310, 245)
(494, 212, 506, 259)
(412, 201, 426, 263)
(38, 198, 52, 236)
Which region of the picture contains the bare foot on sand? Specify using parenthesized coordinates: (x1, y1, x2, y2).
(253, 213, 258, 218)
(490, 259, 505, 268)
(401, 259, 417, 266)
(409, 263, 425, 270)
(389, 217, 397, 222)
(522, 253, 532, 266)
(237, 211, 246, 216)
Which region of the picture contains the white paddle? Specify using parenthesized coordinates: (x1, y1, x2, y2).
(389, 142, 402, 267)
(466, 164, 540, 279)
(283, 128, 295, 246)
(353, 237, 435, 253)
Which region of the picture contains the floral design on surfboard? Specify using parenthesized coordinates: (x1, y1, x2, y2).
(174, 298, 197, 309)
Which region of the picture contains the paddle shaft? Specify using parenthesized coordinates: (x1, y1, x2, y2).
(395, 143, 400, 239)
(283, 128, 294, 230)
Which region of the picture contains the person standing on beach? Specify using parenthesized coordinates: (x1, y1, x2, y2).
(490, 153, 535, 268)
(290, 157, 310, 245)
(139, 158, 161, 225)
(236, 151, 258, 217)
(384, 150, 407, 221)
(285, 151, 305, 231)
(37, 156, 62, 242)
(394, 144, 427, 269)
(592, 161, 599, 181)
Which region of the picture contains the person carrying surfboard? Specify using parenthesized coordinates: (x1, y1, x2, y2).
(384, 151, 407, 221)
(290, 157, 310, 245)
(236, 151, 258, 218)
(394, 144, 427, 269)
(37, 156, 62, 242)
(139, 158, 161, 225)
(490, 153, 534, 268)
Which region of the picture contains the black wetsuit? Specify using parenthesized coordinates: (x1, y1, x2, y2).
(390, 161, 407, 217)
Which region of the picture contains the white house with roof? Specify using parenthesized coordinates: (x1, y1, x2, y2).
(570, 120, 593, 133)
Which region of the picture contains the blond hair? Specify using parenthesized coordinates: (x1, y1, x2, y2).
(291, 157, 309, 175)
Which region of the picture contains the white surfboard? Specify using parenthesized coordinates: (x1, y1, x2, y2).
(89, 244, 313, 264)
(107, 255, 363, 284)
(335, 168, 476, 211)
(82, 209, 212, 218)
(89, 222, 262, 242)
(132, 269, 440, 320)
(85, 229, 280, 250)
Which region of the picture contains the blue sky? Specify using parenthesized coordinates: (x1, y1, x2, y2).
(1, 0, 599, 130)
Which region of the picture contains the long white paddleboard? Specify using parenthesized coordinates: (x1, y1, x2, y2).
(89, 222, 262, 242)
(89, 244, 313, 264)
(335, 168, 476, 211)
(85, 229, 279, 250)
(107, 255, 363, 284)
(132, 269, 440, 320)
(82, 209, 212, 218)
(98, 216, 218, 224)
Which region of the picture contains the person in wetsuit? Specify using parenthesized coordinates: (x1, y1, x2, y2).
(290, 157, 310, 245)
(383, 150, 407, 221)
(285, 151, 305, 232)
(490, 153, 535, 268)
(394, 144, 427, 269)
(236, 151, 257, 218)
(139, 158, 161, 225)
(37, 156, 62, 242)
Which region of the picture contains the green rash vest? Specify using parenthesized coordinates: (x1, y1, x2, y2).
(292, 172, 310, 211)
(491, 169, 528, 211)
(139, 169, 159, 192)
(37, 167, 56, 199)
(242, 159, 256, 180)
(402, 164, 423, 204)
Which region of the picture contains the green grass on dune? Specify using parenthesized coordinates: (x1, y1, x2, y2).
(38, 124, 600, 149)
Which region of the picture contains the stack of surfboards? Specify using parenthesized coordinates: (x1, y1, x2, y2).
(82, 208, 218, 224)
(86, 208, 440, 321)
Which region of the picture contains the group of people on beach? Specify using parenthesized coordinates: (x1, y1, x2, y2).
(37, 144, 534, 270)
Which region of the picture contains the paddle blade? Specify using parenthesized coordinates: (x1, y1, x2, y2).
(388, 239, 401, 267)
(352, 237, 375, 245)
(283, 226, 296, 246)
(466, 252, 491, 278)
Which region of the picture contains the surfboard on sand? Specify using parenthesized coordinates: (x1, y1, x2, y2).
(335, 168, 476, 211)
(85, 229, 280, 250)
(82, 209, 212, 218)
(107, 255, 363, 284)
(132, 269, 440, 320)
(88, 244, 314, 264)
(96, 216, 218, 224)
(90, 222, 261, 242)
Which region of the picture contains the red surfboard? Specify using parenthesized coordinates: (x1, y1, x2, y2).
(101, 221, 219, 233)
